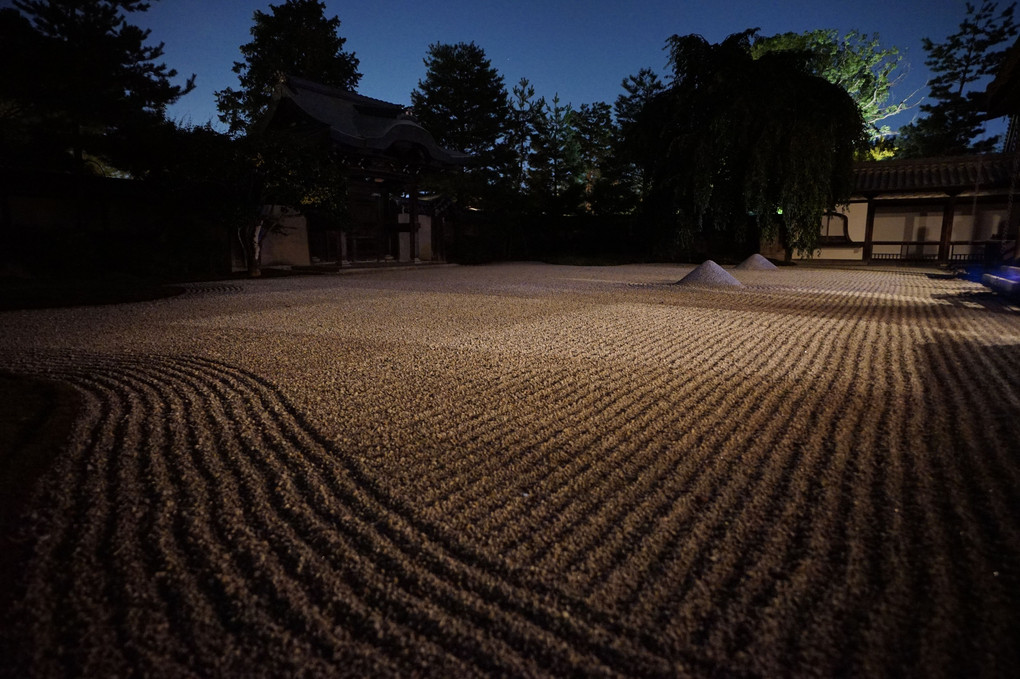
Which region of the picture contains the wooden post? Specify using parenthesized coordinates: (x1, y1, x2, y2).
(339, 226, 350, 267)
(939, 193, 957, 264)
(410, 185, 419, 262)
(378, 188, 387, 260)
(863, 197, 877, 262)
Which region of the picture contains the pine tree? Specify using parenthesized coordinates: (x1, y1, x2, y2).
(505, 77, 544, 198)
(571, 101, 615, 213)
(615, 68, 666, 132)
(215, 0, 360, 136)
(528, 94, 582, 215)
(613, 68, 666, 207)
(896, 1, 1018, 157)
(4, 0, 195, 173)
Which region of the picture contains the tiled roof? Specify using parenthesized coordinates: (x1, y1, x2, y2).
(854, 154, 1017, 194)
(266, 76, 470, 166)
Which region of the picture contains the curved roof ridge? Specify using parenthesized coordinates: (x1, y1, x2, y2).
(283, 75, 406, 111)
(273, 75, 469, 167)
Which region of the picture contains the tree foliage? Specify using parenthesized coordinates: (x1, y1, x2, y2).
(896, 1, 1018, 157)
(215, 0, 360, 136)
(411, 41, 510, 207)
(504, 77, 544, 199)
(752, 29, 916, 141)
(239, 129, 349, 276)
(211, 0, 362, 274)
(630, 30, 867, 259)
(611, 68, 667, 213)
(2, 0, 195, 173)
(528, 94, 582, 214)
(571, 102, 616, 213)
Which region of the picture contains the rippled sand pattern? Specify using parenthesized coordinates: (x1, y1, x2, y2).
(1, 263, 1018, 677)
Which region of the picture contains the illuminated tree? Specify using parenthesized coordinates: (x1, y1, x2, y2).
(215, 0, 360, 136)
(632, 30, 867, 259)
(896, 1, 1018, 157)
(752, 29, 916, 141)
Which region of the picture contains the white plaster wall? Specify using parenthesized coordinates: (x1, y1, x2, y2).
(845, 202, 869, 242)
(802, 199, 1011, 261)
(871, 207, 940, 242)
(397, 213, 433, 261)
(976, 207, 1007, 239)
(814, 246, 864, 260)
(261, 210, 311, 267)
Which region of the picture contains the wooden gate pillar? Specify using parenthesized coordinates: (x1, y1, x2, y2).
(410, 186, 419, 262)
(863, 197, 877, 262)
(938, 193, 958, 264)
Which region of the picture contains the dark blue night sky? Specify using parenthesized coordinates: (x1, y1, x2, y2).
(137, 0, 997, 138)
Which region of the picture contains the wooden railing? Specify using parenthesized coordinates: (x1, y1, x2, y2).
(866, 239, 1014, 264)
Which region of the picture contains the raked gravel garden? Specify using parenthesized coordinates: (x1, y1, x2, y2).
(1, 261, 1018, 677)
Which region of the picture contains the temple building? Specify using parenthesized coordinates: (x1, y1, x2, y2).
(249, 75, 469, 270)
(773, 36, 1020, 267)
(784, 154, 1018, 265)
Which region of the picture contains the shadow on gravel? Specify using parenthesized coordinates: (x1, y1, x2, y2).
(931, 289, 1020, 312)
(890, 339, 1020, 676)
(0, 276, 185, 311)
(0, 267, 334, 311)
(0, 372, 81, 623)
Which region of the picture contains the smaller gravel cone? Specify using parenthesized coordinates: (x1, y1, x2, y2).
(735, 253, 779, 270)
(674, 260, 743, 287)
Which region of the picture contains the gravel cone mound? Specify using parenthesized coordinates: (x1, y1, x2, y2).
(735, 253, 779, 270)
(675, 259, 743, 287)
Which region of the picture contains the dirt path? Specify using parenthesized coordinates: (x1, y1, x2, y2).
(1, 263, 1017, 677)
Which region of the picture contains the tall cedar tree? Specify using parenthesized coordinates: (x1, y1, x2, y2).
(896, 1, 1018, 157)
(411, 41, 510, 208)
(4, 0, 194, 174)
(215, 0, 360, 136)
(752, 29, 915, 141)
(634, 30, 867, 259)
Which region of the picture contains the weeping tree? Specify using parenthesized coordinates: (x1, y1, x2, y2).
(633, 30, 868, 260)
